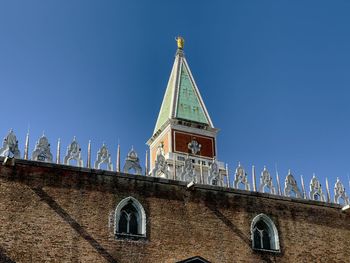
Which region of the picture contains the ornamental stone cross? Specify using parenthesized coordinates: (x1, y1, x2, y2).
(188, 139, 201, 155)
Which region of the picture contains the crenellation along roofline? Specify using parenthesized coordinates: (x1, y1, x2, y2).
(0, 156, 345, 210)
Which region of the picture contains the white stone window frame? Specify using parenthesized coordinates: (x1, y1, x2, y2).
(250, 213, 280, 253)
(114, 196, 146, 238)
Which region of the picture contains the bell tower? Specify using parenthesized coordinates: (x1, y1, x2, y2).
(147, 37, 227, 185)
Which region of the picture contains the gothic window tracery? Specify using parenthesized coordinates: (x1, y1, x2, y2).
(251, 214, 280, 252)
(118, 203, 139, 235)
(115, 197, 146, 240)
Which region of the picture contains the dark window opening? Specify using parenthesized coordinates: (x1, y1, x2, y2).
(129, 212, 138, 234)
(118, 211, 128, 233)
(117, 202, 139, 235)
(253, 220, 272, 251)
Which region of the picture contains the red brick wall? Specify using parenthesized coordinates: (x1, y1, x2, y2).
(0, 158, 348, 263)
(172, 130, 215, 158)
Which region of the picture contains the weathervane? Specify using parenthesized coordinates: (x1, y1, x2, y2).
(175, 36, 185, 49)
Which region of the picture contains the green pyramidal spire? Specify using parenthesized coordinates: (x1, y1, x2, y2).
(153, 38, 213, 134)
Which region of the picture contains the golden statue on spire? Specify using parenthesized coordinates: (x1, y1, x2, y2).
(176, 36, 185, 49)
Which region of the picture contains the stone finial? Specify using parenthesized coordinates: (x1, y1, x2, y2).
(31, 135, 53, 162)
(116, 143, 120, 172)
(56, 138, 61, 164)
(0, 129, 20, 158)
(87, 140, 91, 168)
(233, 162, 250, 190)
(24, 131, 30, 160)
(252, 165, 256, 191)
(173, 153, 177, 180)
(284, 170, 302, 198)
(259, 166, 275, 194)
(95, 143, 113, 171)
(275, 164, 282, 195)
(208, 159, 221, 186)
(309, 174, 325, 201)
(325, 177, 331, 203)
(181, 155, 196, 183)
(334, 178, 349, 205)
(199, 160, 203, 184)
(151, 144, 169, 178)
(123, 147, 141, 175)
(64, 137, 83, 167)
(145, 150, 149, 176)
(300, 175, 307, 199)
(226, 163, 230, 188)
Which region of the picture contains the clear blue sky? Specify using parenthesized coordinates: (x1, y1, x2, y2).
(1, 1, 350, 196)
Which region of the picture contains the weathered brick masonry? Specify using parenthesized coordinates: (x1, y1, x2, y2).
(0, 157, 349, 263)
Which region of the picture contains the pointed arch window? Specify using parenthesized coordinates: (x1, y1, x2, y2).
(251, 214, 280, 252)
(115, 197, 146, 240)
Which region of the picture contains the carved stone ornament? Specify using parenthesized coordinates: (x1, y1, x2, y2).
(181, 156, 196, 183)
(95, 143, 113, 171)
(233, 162, 250, 190)
(259, 166, 275, 194)
(64, 137, 83, 167)
(123, 147, 141, 175)
(208, 159, 220, 186)
(0, 129, 20, 158)
(309, 174, 325, 201)
(31, 135, 53, 162)
(284, 170, 302, 198)
(152, 144, 169, 178)
(188, 138, 201, 155)
(334, 178, 349, 205)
